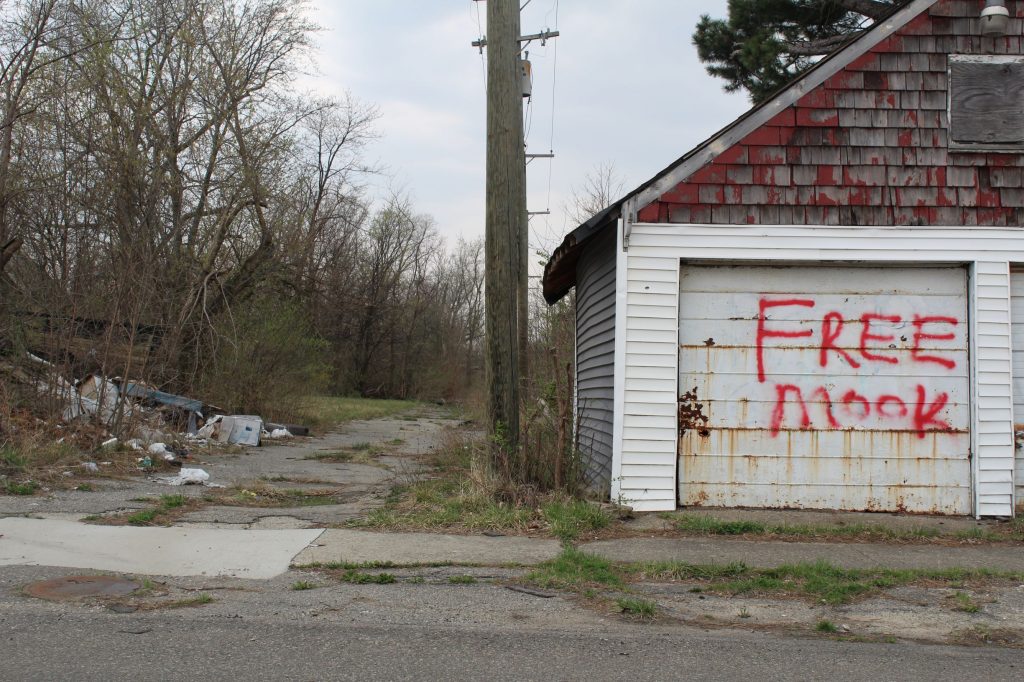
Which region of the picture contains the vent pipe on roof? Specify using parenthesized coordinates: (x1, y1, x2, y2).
(981, 0, 1010, 37)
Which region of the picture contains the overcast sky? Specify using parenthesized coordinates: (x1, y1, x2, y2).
(304, 1, 749, 253)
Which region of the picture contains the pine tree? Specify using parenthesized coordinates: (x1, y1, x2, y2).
(693, 0, 909, 103)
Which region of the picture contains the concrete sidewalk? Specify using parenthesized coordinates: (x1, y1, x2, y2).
(0, 517, 322, 579)
(299, 528, 1024, 573)
(3, 517, 1022, 578)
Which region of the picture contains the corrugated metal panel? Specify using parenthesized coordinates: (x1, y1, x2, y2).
(575, 227, 616, 494)
(678, 264, 971, 514)
(1008, 269, 1024, 511)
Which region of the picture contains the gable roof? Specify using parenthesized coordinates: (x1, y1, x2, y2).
(542, 0, 938, 304)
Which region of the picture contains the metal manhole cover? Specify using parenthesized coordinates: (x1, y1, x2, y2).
(25, 575, 141, 601)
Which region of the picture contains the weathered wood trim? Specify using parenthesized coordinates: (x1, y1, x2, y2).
(633, 0, 940, 210)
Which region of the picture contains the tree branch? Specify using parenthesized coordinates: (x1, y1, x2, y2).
(837, 0, 899, 20)
(0, 236, 22, 272)
(785, 31, 864, 55)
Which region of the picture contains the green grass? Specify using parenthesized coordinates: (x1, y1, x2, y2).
(224, 485, 339, 508)
(160, 593, 215, 608)
(626, 560, 1024, 605)
(295, 396, 420, 428)
(127, 508, 159, 525)
(354, 472, 613, 541)
(0, 446, 29, 473)
(816, 619, 838, 633)
(317, 560, 399, 570)
(666, 513, 1024, 544)
(336, 571, 396, 585)
(356, 477, 535, 532)
(75, 483, 94, 492)
(952, 591, 981, 613)
(304, 444, 386, 464)
(294, 560, 461, 571)
(4, 480, 39, 495)
(542, 499, 613, 544)
(126, 493, 193, 525)
(616, 597, 657, 619)
(448, 575, 477, 584)
(526, 547, 623, 590)
(291, 581, 316, 591)
(668, 514, 946, 541)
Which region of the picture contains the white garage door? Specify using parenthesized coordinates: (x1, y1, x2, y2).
(1009, 269, 1024, 510)
(678, 264, 971, 514)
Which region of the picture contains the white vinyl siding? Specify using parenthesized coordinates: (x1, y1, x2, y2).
(1008, 269, 1024, 511)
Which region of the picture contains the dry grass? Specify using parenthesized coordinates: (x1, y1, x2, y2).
(211, 481, 343, 508)
(294, 396, 422, 429)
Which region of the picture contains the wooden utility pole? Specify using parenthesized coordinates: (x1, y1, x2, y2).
(484, 0, 522, 456)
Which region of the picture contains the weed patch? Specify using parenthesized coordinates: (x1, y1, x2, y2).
(448, 575, 477, 585)
(355, 476, 534, 533)
(616, 596, 657, 619)
(100, 493, 200, 526)
(951, 591, 981, 613)
(949, 626, 1024, 648)
(349, 434, 612, 540)
(526, 548, 623, 590)
(624, 560, 1024, 605)
(291, 581, 316, 591)
(4, 479, 38, 495)
(666, 513, 1024, 544)
(335, 571, 396, 585)
(218, 483, 340, 508)
(542, 499, 612, 544)
(816, 619, 838, 633)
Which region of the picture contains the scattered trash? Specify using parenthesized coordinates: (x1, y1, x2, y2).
(122, 382, 203, 434)
(195, 415, 222, 440)
(156, 468, 222, 487)
(138, 456, 153, 469)
(266, 422, 310, 437)
(81, 462, 99, 473)
(15, 353, 287, 454)
(213, 415, 262, 446)
(148, 443, 174, 458)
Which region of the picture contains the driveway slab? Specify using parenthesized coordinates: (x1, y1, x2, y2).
(0, 517, 323, 579)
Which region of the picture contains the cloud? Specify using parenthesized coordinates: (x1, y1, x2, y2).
(303, 1, 749, 244)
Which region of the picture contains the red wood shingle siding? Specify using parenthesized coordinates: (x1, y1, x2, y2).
(639, 0, 1024, 227)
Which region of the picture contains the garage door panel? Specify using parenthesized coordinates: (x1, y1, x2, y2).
(681, 483, 969, 515)
(679, 290, 966, 323)
(680, 429, 968, 460)
(692, 399, 969, 432)
(680, 348, 969, 380)
(679, 264, 971, 515)
(679, 265, 965, 295)
(681, 452, 970, 487)
(679, 319, 966, 358)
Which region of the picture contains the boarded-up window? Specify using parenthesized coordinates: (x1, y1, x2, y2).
(949, 56, 1024, 150)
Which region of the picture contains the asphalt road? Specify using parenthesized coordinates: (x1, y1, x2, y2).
(2, 610, 1021, 681)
